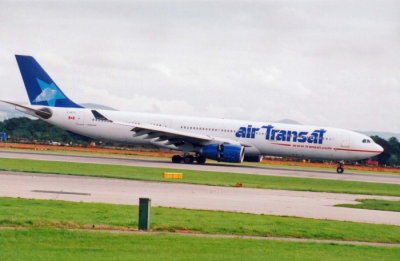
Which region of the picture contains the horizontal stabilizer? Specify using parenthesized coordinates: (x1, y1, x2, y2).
(0, 100, 52, 119)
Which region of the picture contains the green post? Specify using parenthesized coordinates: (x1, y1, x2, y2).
(138, 198, 151, 230)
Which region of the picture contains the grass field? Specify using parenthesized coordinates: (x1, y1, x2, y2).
(1, 229, 399, 261)
(1, 197, 400, 243)
(0, 158, 399, 196)
(337, 199, 400, 212)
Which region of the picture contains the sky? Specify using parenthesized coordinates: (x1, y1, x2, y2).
(0, 0, 399, 132)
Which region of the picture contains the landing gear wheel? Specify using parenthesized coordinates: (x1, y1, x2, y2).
(184, 155, 195, 164)
(336, 160, 345, 174)
(172, 155, 182, 163)
(196, 155, 206, 164)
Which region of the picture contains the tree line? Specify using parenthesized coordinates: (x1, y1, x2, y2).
(0, 117, 399, 167)
(0, 117, 90, 145)
(371, 136, 400, 167)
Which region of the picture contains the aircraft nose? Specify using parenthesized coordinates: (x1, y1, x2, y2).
(375, 144, 384, 153)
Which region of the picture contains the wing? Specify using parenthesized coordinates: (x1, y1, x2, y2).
(91, 110, 250, 147)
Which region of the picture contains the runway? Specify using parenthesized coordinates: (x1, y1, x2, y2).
(0, 150, 399, 184)
(1, 171, 400, 225)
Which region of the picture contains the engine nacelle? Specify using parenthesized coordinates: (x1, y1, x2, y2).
(201, 144, 245, 163)
(243, 155, 263, 163)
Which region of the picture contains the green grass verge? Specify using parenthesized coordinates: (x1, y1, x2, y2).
(4, 146, 400, 175)
(1, 197, 400, 243)
(337, 199, 400, 212)
(1, 158, 400, 196)
(1, 229, 399, 261)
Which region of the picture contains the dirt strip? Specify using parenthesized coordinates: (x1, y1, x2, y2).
(1, 227, 399, 247)
(94, 229, 400, 247)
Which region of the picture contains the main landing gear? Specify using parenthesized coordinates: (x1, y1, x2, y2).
(336, 161, 345, 174)
(172, 154, 206, 164)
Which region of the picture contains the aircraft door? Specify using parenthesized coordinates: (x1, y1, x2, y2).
(75, 110, 85, 126)
(340, 134, 350, 147)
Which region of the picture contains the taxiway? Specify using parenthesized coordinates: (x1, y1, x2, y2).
(1, 171, 399, 225)
(0, 150, 399, 184)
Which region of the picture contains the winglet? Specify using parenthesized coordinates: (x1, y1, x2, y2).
(15, 55, 83, 108)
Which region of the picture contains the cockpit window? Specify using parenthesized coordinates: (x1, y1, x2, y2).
(362, 139, 372, 143)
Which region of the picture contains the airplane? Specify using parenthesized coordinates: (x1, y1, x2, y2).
(1, 55, 384, 173)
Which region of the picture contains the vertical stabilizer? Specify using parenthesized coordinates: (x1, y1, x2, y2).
(15, 55, 83, 108)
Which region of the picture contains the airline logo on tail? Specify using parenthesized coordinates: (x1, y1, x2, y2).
(15, 55, 83, 108)
(33, 78, 66, 106)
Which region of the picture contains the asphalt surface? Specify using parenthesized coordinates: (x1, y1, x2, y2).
(1, 171, 400, 225)
(1, 150, 399, 184)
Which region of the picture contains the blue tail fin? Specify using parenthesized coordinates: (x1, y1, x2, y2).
(15, 55, 83, 108)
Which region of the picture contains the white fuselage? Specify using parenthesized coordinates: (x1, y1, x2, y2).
(37, 106, 383, 161)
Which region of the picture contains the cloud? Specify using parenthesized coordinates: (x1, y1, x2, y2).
(0, 0, 399, 132)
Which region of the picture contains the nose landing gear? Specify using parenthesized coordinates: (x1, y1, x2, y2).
(336, 161, 345, 173)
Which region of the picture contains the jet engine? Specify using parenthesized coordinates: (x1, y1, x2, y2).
(201, 144, 245, 163)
